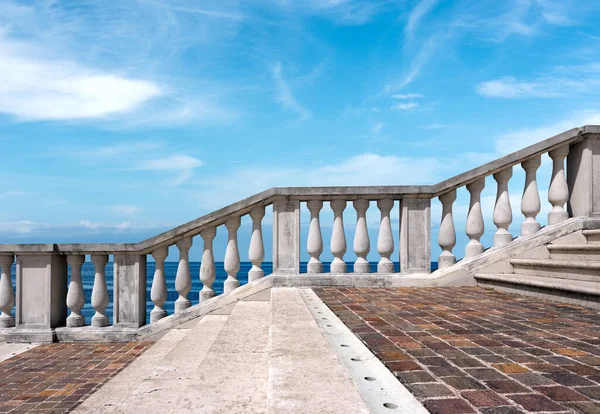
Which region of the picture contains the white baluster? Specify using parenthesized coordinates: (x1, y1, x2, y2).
(521, 155, 542, 236)
(438, 190, 457, 268)
(465, 179, 485, 257)
(330, 200, 347, 273)
(493, 167, 513, 247)
(377, 199, 394, 273)
(353, 199, 370, 273)
(175, 237, 192, 313)
(248, 207, 265, 282)
(91, 254, 109, 327)
(0, 255, 15, 328)
(151, 246, 168, 322)
(224, 217, 241, 293)
(200, 227, 217, 302)
(548, 146, 570, 225)
(307, 200, 324, 274)
(66, 255, 85, 327)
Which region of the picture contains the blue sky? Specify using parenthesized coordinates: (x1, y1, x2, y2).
(1, 0, 600, 262)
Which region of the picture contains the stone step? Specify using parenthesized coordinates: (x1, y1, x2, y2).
(510, 258, 600, 282)
(583, 229, 600, 243)
(548, 243, 600, 260)
(474, 273, 600, 309)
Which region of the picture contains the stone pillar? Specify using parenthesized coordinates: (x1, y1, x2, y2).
(0, 255, 15, 328)
(248, 206, 265, 282)
(567, 134, 600, 218)
(150, 246, 168, 322)
(66, 255, 85, 328)
(549, 145, 569, 223)
(306, 200, 324, 274)
(377, 199, 394, 273)
(438, 190, 456, 268)
(273, 198, 300, 274)
(400, 198, 431, 274)
(521, 155, 542, 235)
(493, 167, 513, 247)
(175, 237, 193, 312)
(16, 254, 67, 337)
(224, 217, 241, 294)
(330, 200, 347, 273)
(465, 179, 485, 258)
(91, 254, 109, 328)
(200, 227, 217, 302)
(113, 254, 147, 328)
(353, 200, 370, 273)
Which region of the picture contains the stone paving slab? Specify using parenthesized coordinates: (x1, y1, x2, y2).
(0, 342, 152, 413)
(315, 286, 600, 414)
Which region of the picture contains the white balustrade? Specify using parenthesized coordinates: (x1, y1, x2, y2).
(151, 246, 169, 322)
(224, 217, 241, 293)
(91, 254, 109, 327)
(175, 237, 193, 312)
(465, 179, 485, 258)
(66, 255, 85, 327)
(438, 190, 457, 268)
(200, 227, 217, 302)
(248, 206, 265, 282)
(330, 200, 347, 273)
(548, 146, 569, 225)
(307, 200, 324, 273)
(521, 155, 542, 236)
(353, 200, 370, 273)
(493, 167, 513, 247)
(0, 255, 15, 328)
(377, 199, 394, 273)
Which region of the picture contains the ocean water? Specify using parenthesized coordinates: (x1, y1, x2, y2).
(9, 261, 438, 325)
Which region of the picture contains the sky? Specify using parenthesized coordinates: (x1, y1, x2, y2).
(1, 0, 600, 262)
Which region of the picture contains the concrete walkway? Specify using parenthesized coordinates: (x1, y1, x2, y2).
(74, 288, 372, 413)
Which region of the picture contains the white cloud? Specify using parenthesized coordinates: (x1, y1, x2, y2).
(372, 122, 384, 133)
(392, 93, 424, 99)
(272, 62, 312, 120)
(391, 102, 419, 111)
(477, 77, 558, 99)
(404, 0, 440, 41)
(110, 205, 143, 216)
(131, 155, 203, 185)
(0, 221, 50, 234)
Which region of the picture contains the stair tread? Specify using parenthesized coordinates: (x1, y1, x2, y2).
(511, 258, 600, 269)
(475, 273, 600, 295)
(548, 244, 600, 250)
(583, 229, 600, 235)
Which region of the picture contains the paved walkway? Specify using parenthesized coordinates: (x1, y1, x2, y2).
(316, 286, 600, 414)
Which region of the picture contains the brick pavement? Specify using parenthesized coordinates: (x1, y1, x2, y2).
(315, 287, 600, 414)
(0, 342, 152, 413)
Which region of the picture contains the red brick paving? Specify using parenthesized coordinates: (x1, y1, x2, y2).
(0, 342, 152, 413)
(315, 286, 600, 413)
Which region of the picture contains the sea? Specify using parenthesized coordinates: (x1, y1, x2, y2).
(8, 261, 438, 325)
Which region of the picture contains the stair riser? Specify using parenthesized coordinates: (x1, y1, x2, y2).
(586, 234, 600, 243)
(550, 251, 600, 260)
(513, 264, 600, 282)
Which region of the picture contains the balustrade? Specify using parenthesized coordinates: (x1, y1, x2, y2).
(175, 237, 193, 312)
(224, 217, 241, 294)
(438, 190, 457, 268)
(200, 227, 217, 302)
(66, 255, 85, 327)
(151, 246, 168, 322)
(353, 200, 370, 273)
(330, 200, 347, 273)
(465, 179, 485, 258)
(0, 255, 14, 328)
(548, 146, 569, 224)
(377, 199, 394, 273)
(91, 254, 109, 327)
(493, 167, 513, 247)
(248, 207, 265, 282)
(307, 200, 324, 273)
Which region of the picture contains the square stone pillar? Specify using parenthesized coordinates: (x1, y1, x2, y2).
(567, 133, 600, 218)
(16, 254, 68, 340)
(273, 198, 300, 274)
(113, 254, 147, 328)
(400, 198, 431, 274)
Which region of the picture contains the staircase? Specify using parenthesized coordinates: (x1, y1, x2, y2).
(73, 288, 370, 414)
(475, 229, 600, 309)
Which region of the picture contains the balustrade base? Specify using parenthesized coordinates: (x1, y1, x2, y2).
(0, 314, 15, 328)
(438, 254, 456, 269)
(248, 269, 265, 282)
(91, 314, 109, 328)
(0, 328, 57, 343)
(175, 298, 191, 313)
(66, 314, 85, 328)
(200, 288, 216, 302)
(353, 260, 370, 273)
(307, 262, 323, 274)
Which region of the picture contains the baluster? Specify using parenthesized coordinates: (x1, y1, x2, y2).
(465, 179, 485, 257)
(377, 199, 394, 273)
(224, 217, 241, 293)
(438, 190, 457, 268)
(493, 167, 513, 247)
(521, 155, 542, 236)
(200, 227, 217, 302)
(307, 200, 324, 273)
(548, 146, 569, 224)
(330, 200, 347, 273)
(151, 246, 168, 322)
(0, 255, 15, 328)
(91, 254, 109, 327)
(353, 200, 370, 273)
(248, 207, 265, 282)
(66, 255, 85, 327)
(175, 237, 192, 313)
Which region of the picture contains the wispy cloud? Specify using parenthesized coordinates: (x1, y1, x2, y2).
(404, 0, 440, 41)
(272, 62, 312, 120)
(110, 205, 144, 216)
(391, 102, 419, 111)
(392, 93, 424, 99)
(131, 155, 203, 185)
(372, 122, 384, 133)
